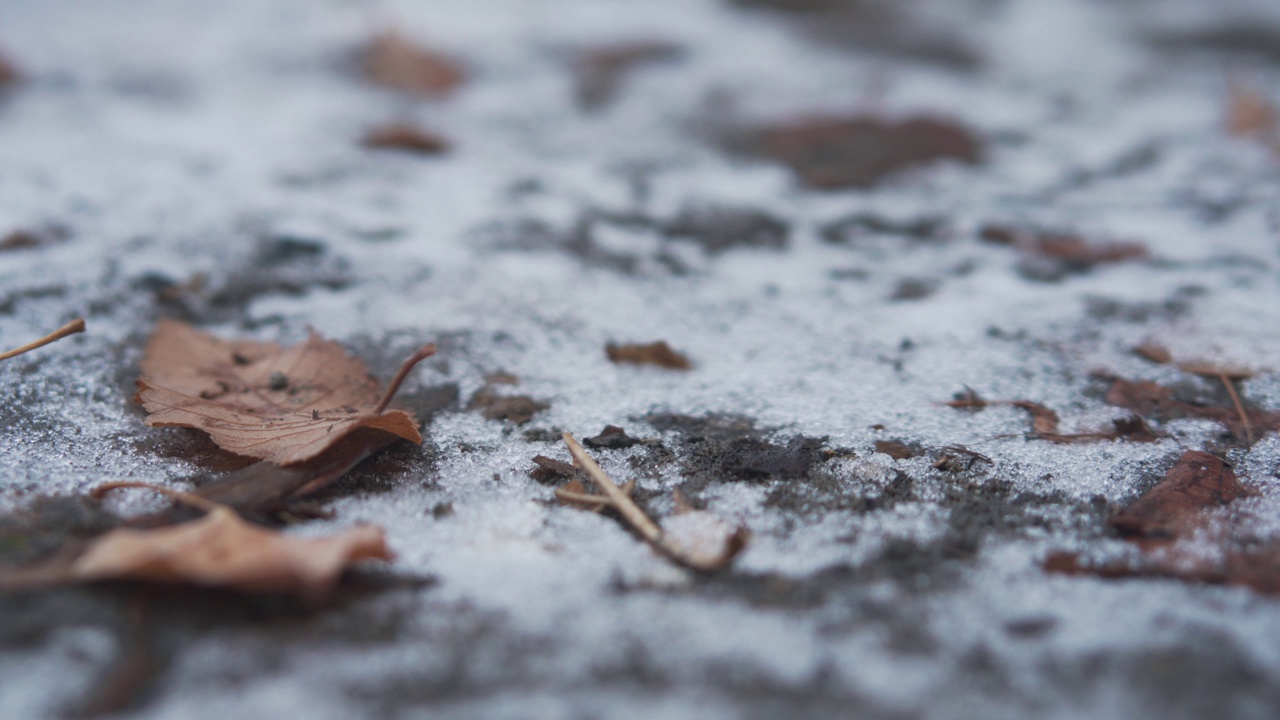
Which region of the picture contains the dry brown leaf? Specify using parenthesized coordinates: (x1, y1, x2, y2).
(605, 340, 692, 370)
(362, 123, 450, 155)
(135, 319, 435, 466)
(1108, 450, 1254, 539)
(362, 31, 464, 98)
(0, 483, 392, 596)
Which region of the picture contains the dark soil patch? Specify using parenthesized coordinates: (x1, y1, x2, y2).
(820, 213, 949, 245)
(568, 40, 683, 111)
(0, 495, 119, 567)
(479, 205, 790, 275)
(638, 412, 830, 496)
(663, 204, 790, 254)
(141, 235, 353, 323)
(468, 387, 548, 425)
(747, 115, 982, 190)
(1147, 23, 1280, 66)
(727, 0, 979, 70)
(0, 573, 433, 717)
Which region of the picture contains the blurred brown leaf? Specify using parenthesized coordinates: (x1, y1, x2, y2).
(0, 484, 392, 597)
(1227, 81, 1278, 139)
(362, 122, 449, 155)
(1044, 451, 1280, 595)
(0, 49, 18, 87)
(980, 225, 1147, 276)
(362, 31, 464, 98)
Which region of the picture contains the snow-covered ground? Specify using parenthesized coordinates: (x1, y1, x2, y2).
(2, 0, 1280, 717)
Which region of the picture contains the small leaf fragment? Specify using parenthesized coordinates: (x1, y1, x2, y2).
(605, 340, 692, 369)
(362, 31, 464, 98)
(1226, 81, 1278, 141)
(362, 123, 450, 155)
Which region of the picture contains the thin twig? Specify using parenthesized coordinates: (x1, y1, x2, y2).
(1219, 372, 1254, 445)
(0, 317, 85, 361)
(562, 432, 745, 572)
(563, 433, 661, 542)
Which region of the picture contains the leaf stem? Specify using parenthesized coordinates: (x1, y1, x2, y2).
(0, 317, 85, 361)
(1220, 372, 1254, 445)
(92, 481, 223, 514)
(373, 343, 436, 414)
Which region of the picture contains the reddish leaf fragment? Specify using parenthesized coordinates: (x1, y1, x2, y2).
(980, 224, 1147, 275)
(530, 454, 582, 485)
(583, 425, 643, 449)
(606, 340, 692, 370)
(570, 40, 682, 111)
(1132, 341, 1257, 379)
(0, 50, 18, 87)
(362, 123, 450, 155)
(1134, 342, 1173, 365)
(1109, 451, 1254, 539)
(1226, 81, 1278, 141)
(134, 319, 435, 466)
(874, 439, 919, 460)
(1, 224, 69, 252)
(362, 31, 464, 98)
(752, 115, 981, 189)
(1010, 400, 1059, 435)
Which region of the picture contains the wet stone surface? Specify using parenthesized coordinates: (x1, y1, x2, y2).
(3, 0, 1280, 718)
